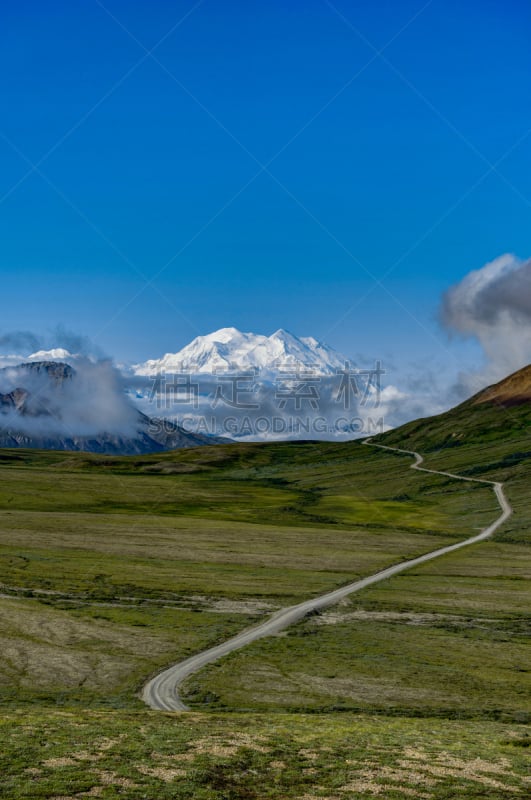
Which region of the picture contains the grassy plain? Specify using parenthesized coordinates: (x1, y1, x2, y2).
(0, 401, 529, 798)
(0, 439, 496, 713)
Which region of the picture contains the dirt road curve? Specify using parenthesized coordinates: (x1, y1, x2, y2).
(142, 440, 512, 711)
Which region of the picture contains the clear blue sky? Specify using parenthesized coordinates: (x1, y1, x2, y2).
(1, 0, 530, 372)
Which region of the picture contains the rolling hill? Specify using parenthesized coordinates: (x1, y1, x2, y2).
(375, 362, 531, 459)
(0, 364, 529, 798)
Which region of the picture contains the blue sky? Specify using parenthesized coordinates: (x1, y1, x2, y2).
(1, 0, 530, 381)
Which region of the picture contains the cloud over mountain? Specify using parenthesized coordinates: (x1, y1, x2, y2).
(0, 359, 220, 453)
(0, 359, 141, 439)
(0, 327, 103, 369)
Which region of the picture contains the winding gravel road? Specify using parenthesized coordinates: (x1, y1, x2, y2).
(142, 441, 512, 711)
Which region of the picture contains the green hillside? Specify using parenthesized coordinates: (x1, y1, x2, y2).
(0, 372, 530, 798)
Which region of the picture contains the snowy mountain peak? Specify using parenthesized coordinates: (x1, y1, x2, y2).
(271, 328, 294, 339)
(28, 348, 74, 361)
(132, 328, 349, 376)
(202, 327, 248, 344)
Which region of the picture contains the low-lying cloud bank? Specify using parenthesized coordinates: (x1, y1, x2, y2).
(129, 370, 398, 441)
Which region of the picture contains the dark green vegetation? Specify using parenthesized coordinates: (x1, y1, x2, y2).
(0, 382, 529, 798)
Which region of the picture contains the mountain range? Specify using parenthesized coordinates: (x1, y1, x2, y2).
(131, 328, 349, 376)
(1, 325, 531, 455)
(6, 328, 350, 376)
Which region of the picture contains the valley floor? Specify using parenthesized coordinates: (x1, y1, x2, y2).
(0, 427, 529, 798)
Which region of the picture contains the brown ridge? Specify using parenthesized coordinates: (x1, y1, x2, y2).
(471, 364, 531, 407)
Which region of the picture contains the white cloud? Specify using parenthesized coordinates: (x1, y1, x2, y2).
(440, 253, 531, 395)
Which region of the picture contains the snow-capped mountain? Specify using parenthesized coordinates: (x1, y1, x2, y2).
(132, 328, 349, 376)
(27, 348, 76, 363)
(0, 349, 86, 370)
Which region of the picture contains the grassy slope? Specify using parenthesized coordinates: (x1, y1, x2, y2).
(181, 402, 531, 720)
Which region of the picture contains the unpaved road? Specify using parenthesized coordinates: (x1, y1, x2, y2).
(142, 441, 512, 711)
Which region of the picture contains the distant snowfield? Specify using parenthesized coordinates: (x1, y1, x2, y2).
(130, 327, 349, 376)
